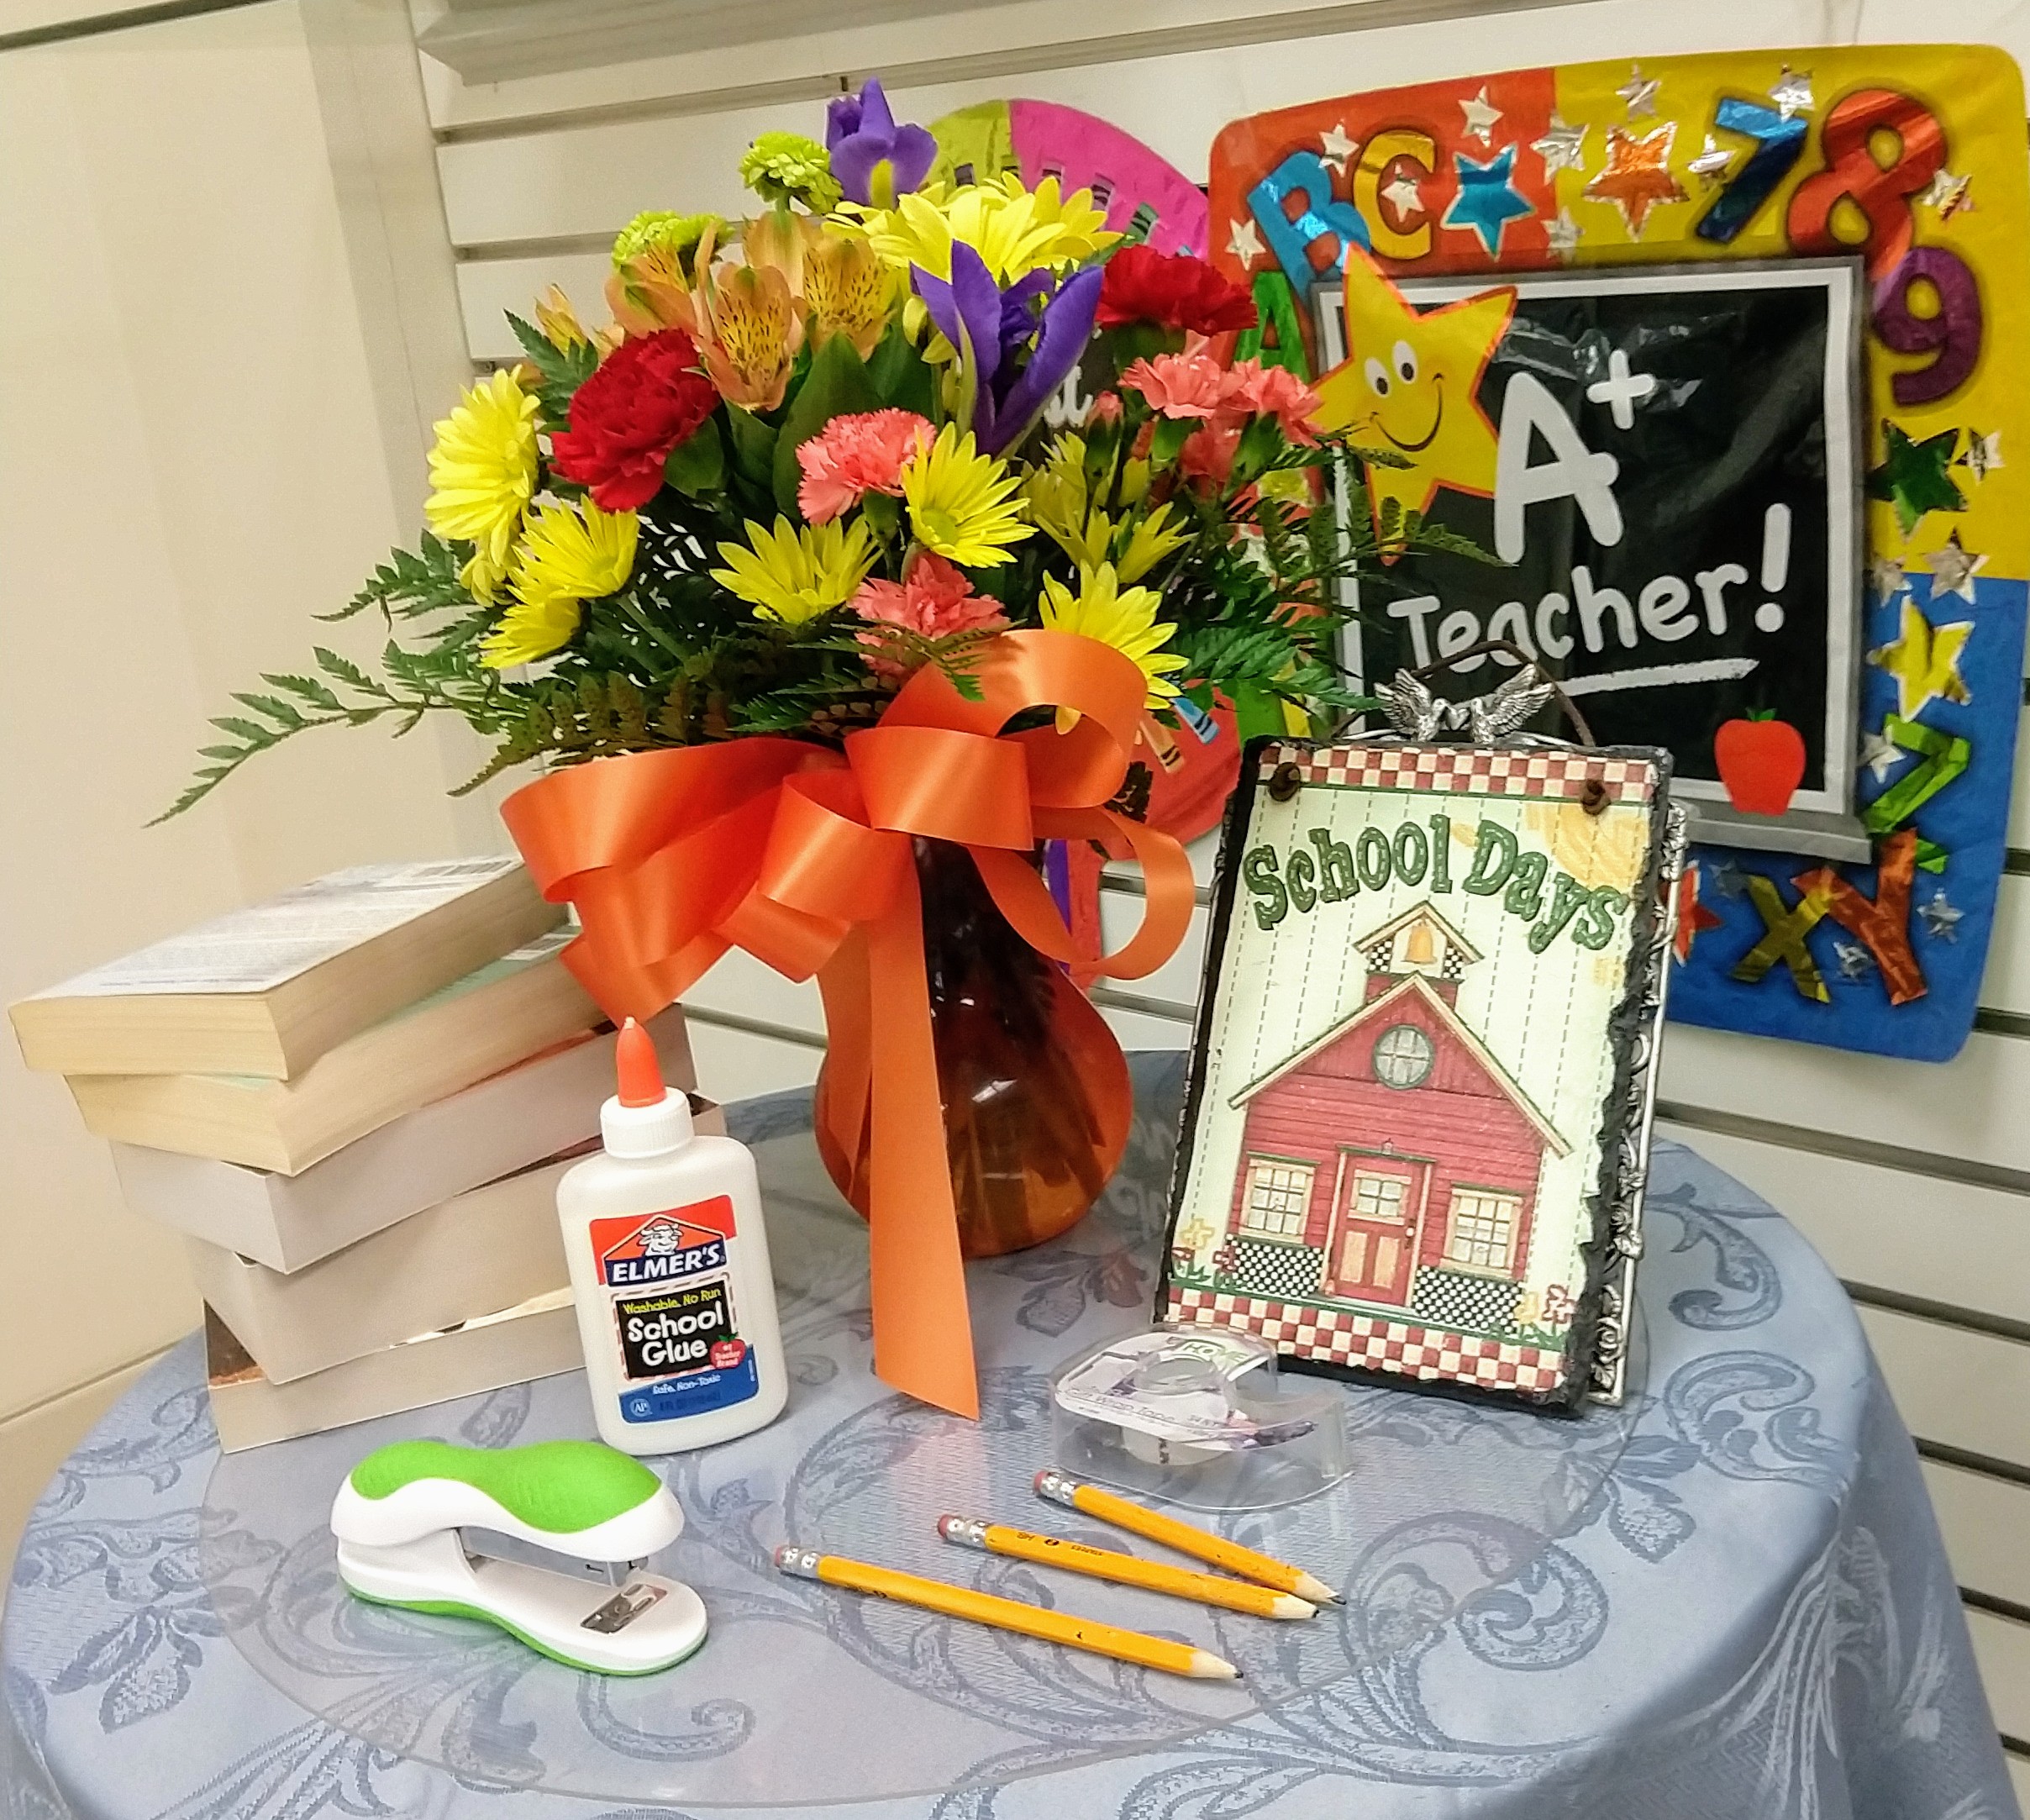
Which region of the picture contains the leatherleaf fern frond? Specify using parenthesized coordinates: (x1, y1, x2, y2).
(154, 638, 511, 822)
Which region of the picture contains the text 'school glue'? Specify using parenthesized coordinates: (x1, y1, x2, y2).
(557, 1021, 786, 1454)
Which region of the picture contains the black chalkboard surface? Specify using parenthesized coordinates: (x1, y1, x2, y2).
(1318, 260, 1865, 860)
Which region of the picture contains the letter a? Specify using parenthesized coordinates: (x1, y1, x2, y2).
(1493, 372, 1623, 563)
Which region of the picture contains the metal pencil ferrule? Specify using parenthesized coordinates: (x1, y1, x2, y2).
(938, 1516, 990, 1549)
(774, 1544, 823, 1579)
(1033, 1469, 1078, 1508)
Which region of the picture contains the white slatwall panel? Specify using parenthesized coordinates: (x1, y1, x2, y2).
(1924, 1462, 2030, 1614)
(411, 0, 2030, 1771)
(1652, 1122, 2030, 1327)
(1970, 1610, 2030, 1745)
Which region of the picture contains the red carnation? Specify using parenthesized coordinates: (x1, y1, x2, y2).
(550, 329, 718, 510)
(1097, 245, 1257, 335)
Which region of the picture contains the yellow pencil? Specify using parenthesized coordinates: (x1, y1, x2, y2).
(938, 1515, 1316, 1619)
(1034, 1470, 1340, 1606)
(773, 1544, 1240, 1680)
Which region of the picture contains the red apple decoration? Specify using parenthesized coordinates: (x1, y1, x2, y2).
(1714, 713, 1806, 816)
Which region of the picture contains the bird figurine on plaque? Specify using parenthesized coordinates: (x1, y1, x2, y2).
(1159, 662, 1685, 1408)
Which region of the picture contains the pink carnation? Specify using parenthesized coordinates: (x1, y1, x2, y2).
(1228, 360, 1323, 444)
(1120, 334, 1230, 421)
(1178, 418, 1243, 492)
(797, 408, 934, 523)
(853, 554, 1009, 674)
(1086, 391, 1123, 426)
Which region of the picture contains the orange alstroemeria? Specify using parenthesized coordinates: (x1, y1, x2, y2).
(695, 262, 805, 411)
(802, 232, 893, 358)
(617, 218, 804, 413)
(740, 212, 891, 360)
(605, 243, 696, 338)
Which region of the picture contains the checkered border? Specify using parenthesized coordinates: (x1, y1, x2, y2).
(1258, 742, 1654, 805)
(1233, 1238, 1328, 1300)
(1163, 1286, 1565, 1393)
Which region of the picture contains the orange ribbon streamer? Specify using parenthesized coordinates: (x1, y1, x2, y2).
(500, 630, 1196, 1418)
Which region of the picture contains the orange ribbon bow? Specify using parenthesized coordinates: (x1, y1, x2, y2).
(500, 630, 1196, 1417)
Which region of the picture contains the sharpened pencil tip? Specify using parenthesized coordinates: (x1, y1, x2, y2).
(1271, 1594, 1317, 1620)
(1294, 1572, 1338, 1605)
(1189, 1649, 1242, 1680)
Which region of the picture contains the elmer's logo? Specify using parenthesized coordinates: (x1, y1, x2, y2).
(594, 1197, 736, 1289)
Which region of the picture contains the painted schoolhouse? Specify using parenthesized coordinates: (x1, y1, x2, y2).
(1220, 901, 1570, 1337)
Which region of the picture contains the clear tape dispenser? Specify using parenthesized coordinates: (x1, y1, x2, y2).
(1049, 1324, 1350, 1511)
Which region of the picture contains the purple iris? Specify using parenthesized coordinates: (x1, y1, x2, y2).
(824, 77, 936, 208)
(914, 243, 1103, 456)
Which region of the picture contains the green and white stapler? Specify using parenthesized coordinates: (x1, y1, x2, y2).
(330, 1439, 708, 1674)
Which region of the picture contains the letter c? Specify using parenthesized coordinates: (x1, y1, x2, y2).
(1534, 591, 1573, 660)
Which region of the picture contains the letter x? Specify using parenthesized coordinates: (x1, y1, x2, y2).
(1730, 873, 1837, 1002)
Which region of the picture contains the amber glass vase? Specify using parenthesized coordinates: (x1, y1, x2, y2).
(813, 841, 1133, 1258)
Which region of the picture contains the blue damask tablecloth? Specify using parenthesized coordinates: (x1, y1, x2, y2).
(3, 1053, 2017, 1820)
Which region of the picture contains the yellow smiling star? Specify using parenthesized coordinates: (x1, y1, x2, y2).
(1314, 248, 1515, 555)
(1867, 599, 1973, 719)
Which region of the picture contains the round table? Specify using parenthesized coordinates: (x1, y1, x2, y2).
(3, 1053, 2013, 1820)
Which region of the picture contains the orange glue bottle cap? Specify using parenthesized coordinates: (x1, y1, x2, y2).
(616, 1017, 665, 1107)
(603, 1018, 692, 1157)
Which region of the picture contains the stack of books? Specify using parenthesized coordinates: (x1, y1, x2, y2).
(10, 859, 708, 1450)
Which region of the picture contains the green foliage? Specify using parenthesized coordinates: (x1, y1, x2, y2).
(772, 335, 881, 514)
(662, 418, 725, 496)
(154, 641, 505, 822)
(454, 674, 654, 793)
(506, 314, 598, 429)
(329, 532, 474, 624)
(865, 322, 935, 418)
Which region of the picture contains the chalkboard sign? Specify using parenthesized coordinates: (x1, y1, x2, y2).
(1318, 258, 1865, 860)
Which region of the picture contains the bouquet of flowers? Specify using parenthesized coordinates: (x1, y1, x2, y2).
(169, 83, 1467, 815)
(167, 81, 1472, 1416)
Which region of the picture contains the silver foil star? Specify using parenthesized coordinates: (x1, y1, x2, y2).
(1920, 168, 1972, 218)
(1382, 171, 1424, 219)
(1687, 133, 1733, 187)
(1532, 113, 1587, 176)
(1712, 858, 1749, 899)
(1918, 889, 1964, 942)
(1859, 730, 1904, 782)
(1617, 65, 1661, 118)
(1870, 555, 1907, 602)
(1770, 65, 1814, 119)
(1927, 529, 1986, 603)
(1319, 122, 1357, 171)
(1833, 940, 1875, 981)
(1227, 216, 1265, 266)
(1961, 429, 2003, 481)
(1544, 206, 1581, 260)
(1459, 86, 1503, 145)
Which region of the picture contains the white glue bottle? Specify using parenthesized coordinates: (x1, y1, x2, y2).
(557, 1019, 787, 1454)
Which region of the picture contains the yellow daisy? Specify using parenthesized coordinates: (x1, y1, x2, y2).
(901, 425, 1032, 567)
(836, 174, 1117, 284)
(425, 369, 539, 602)
(1038, 563, 1186, 710)
(1112, 502, 1190, 584)
(481, 500, 639, 670)
(481, 593, 583, 671)
(711, 517, 876, 624)
(1026, 436, 1188, 583)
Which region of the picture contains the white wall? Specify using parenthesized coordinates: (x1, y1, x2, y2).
(408, 0, 2030, 1774)
(0, 0, 486, 1576)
